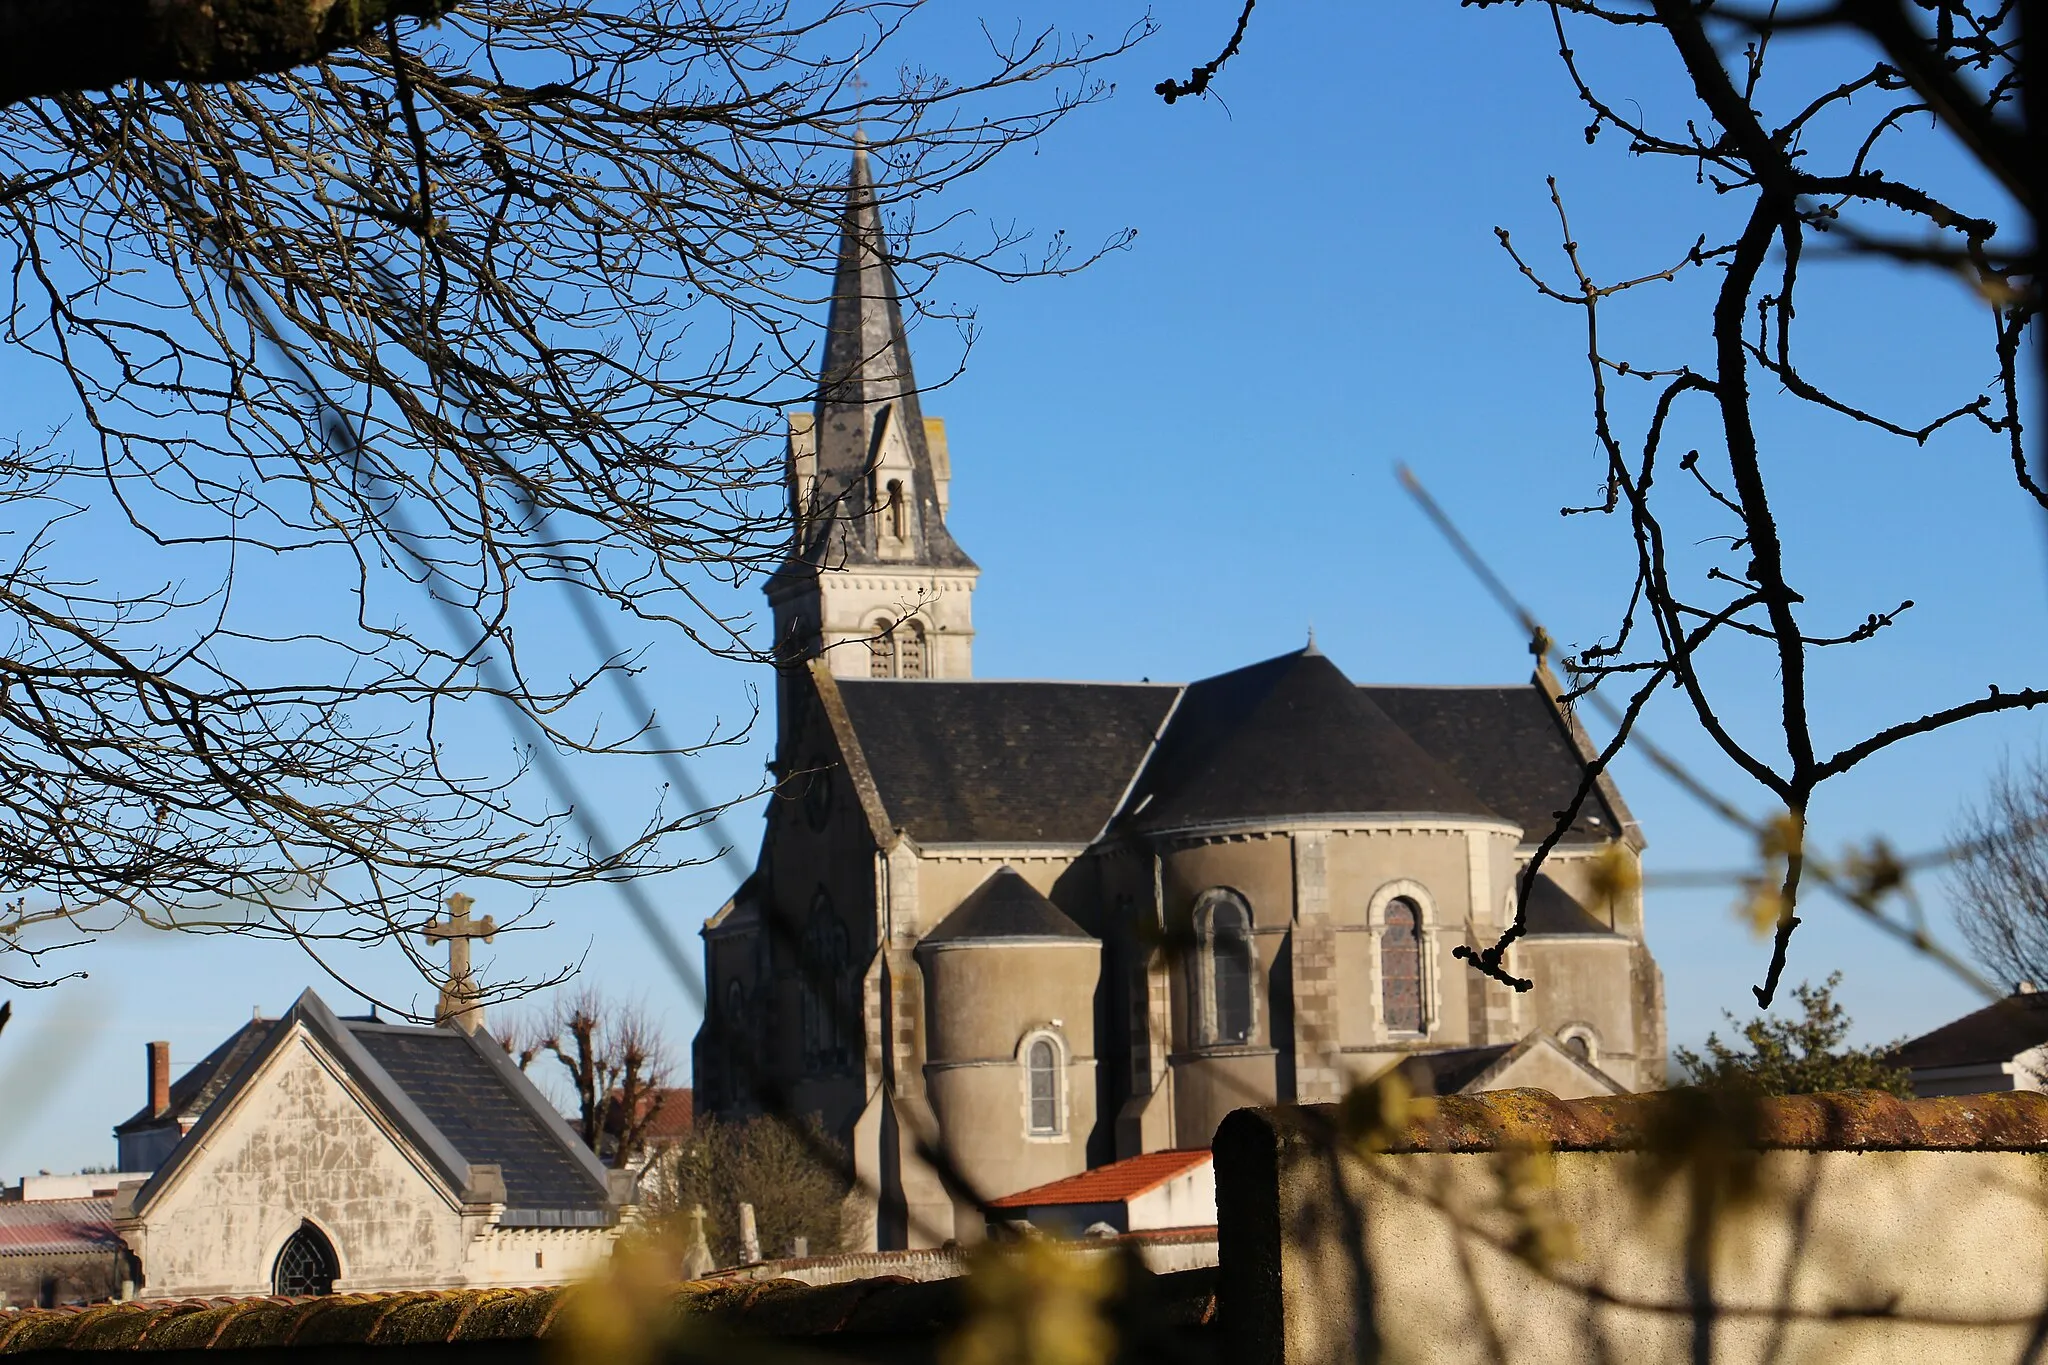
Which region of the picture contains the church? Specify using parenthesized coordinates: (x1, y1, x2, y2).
(691, 147, 1666, 1250)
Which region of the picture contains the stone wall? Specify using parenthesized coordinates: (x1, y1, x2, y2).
(1214, 1088, 2048, 1365)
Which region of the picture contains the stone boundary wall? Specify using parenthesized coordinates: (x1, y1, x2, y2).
(697, 1226, 1219, 1287)
(0, 1266, 1220, 1363)
(1214, 1088, 2048, 1365)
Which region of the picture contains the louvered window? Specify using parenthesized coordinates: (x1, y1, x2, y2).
(898, 621, 926, 679)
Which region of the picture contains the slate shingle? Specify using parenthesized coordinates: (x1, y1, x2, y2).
(347, 1027, 608, 1212)
(835, 680, 1177, 843)
(921, 868, 1092, 944)
(1890, 992, 2048, 1070)
(1365, 684, 1621, 846)
(1126, 651, 1499, 833)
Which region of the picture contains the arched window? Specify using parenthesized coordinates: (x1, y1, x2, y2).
(1026, 1037, 1061, 1135)
(868, 620, 896, 678)
(801, 891, 852, 1072)
(1194, 891, 1256, 1047)
(273, 1222, 339, 1297)
(898, 621, 927, 679)
(1559, 1026, 1597, 1065)
(1381, 897, 1425, 1034)
(886, 478, 907, 540)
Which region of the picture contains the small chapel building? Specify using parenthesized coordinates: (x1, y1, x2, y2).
(691, 146, 1667, 1250)
(110, 985, 631, 1298)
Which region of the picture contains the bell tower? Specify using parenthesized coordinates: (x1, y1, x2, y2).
(767, 140, 979, 735)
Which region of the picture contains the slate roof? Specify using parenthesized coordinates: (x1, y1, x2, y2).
(347, 1025, 610, 1213)
(1521, 874, 1614, 935)
(128, 992, 614, 1225)
(921, 868, 1092, 945)
(1366, 684, 1622, 847)
(1386, 1045, 1517, 1097)
(113, 1019, 277, 1135)
(1122, 650, 1501, 833)
(0, 1199, 118, 1258)
(797, 144, 975, 573)
(828, 650, 1631, 848)
(1890, 991, 2048, 1071)
(986, 1150, 1211, 1209)
(836, 680, 1177, 843)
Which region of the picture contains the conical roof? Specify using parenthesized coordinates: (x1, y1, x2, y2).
(804, 141, 973, 570)
(1123, 649, 1504, 832)
(921, 867, 1093, 945)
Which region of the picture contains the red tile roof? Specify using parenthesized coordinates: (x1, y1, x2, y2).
(0, 1198, 119, 1257)
(987, 1150, 1211, 1210)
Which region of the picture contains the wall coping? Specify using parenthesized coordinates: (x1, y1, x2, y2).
(1257, 1086, 2048, 1154)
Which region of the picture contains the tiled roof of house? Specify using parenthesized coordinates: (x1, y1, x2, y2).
(0, 1269, 1222, 1353)
(1890, 991, 2048, 1070)
(0, 1199, 118, 1258)
(835, 680, 1178, 844)
(639, 1088, 693, 1143)
(112, 1019, 277, 1136)
(921, 868, 1092, 945)
(987, 1150, 1212, 1210)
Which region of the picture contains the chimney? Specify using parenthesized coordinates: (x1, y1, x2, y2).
(146, 1041, 170, 1119)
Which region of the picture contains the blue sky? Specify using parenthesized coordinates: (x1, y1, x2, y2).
(3, 2, 2040, 1174)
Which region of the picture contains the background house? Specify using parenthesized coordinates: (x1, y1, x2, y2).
(986, 1150, 1216, 1239)
(1893, 987, 2048, 1096)
(0, 1192, 124, 1308)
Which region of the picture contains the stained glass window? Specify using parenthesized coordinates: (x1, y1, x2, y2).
(1381, 898, 1425, 1033)
(273, 1224, 338, 1297)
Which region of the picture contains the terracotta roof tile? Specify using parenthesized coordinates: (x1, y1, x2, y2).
(0, 1268, 1221, 1353)
(0, 1198, 118, 1257)
(988, 1150, 1211, 1210)
(1217, 1087, 2048, 1156)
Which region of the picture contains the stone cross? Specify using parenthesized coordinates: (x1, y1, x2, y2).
(680, 1205, 715, 1280)
(425, 891, 496, 1032)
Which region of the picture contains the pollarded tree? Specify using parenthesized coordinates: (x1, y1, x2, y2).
(0, 1, 1144, 997)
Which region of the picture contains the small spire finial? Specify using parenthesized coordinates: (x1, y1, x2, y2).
(1303, 625, 1321, 657)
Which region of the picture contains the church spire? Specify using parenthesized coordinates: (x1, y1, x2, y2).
(797, 140, 973, 572)
(767, 142, 979, 722)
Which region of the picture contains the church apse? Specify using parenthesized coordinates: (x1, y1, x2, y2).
(696, 149, 1665, 1252)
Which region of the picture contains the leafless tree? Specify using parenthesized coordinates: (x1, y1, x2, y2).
(0, 2, 1145, 996)
(500, 985, 674, 1167)
(1950, 754, 2048, 991)
(1166, 0, 2040, 1007)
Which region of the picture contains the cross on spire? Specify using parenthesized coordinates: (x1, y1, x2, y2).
(425, 891, 496, 1032)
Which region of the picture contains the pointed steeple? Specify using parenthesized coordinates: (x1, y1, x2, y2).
(801, 140, 974, 571)
(766, 142, 981, 731)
